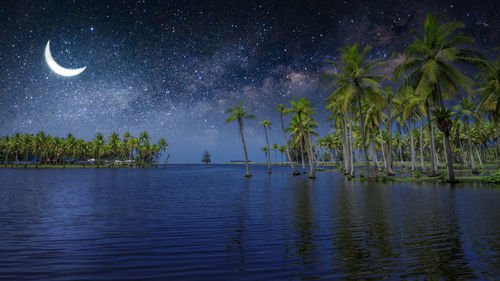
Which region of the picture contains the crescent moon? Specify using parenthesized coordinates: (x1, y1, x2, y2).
(44, 40, 86, 77)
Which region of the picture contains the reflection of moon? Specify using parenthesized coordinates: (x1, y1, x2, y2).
(44, 40, 86, 77)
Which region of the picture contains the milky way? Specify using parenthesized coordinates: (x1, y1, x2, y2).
(1, 0, 499, 161)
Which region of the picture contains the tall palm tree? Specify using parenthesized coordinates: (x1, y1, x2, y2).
(276, 104, 300, 175)
(286, 97, 318, 178)
(20, 133, 32, 167)
(324, 42, 387, 177)
(477, 50, 500, 161)
(93, 133, 105, 168)
(259, 119, 272, 174)
(278, 145, 286, 164)
(108, 132, 120, 168)
(225, 102, 255, 177)
(271, 143, 279, 164)
(395, 13, 482, 182)
(454, 96, 479, 174)
(287, 114, 307, 173)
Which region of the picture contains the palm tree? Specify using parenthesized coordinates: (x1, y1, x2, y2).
(286, 97, 318, 178)
(259, 119, 272, 174)
(395, 13, 482, 182)
(454, 96, 479, 174)
(287, 114, 307, 173)
(271, 143, 279, 164)
(158, 138, 168, 166)
(225, 102, 255, 177)
(20, 133, 32, 167)
(276, 104, 300, 175)
(108, 132, 120, 168)
(477, 50, 500, 161)
(324, 42, 387, 177)
(93, 133, 105, 168)
(278, 145, 286, 164)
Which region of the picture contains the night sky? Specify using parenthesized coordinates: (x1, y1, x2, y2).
(1, 0, 499, 162)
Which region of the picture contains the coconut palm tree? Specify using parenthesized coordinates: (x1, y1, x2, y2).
(93, 133, 105, 168)
(225, 102, 255, 177)
(158, 138, 168, 166)
(287, 114, 307, 173)
(324, 42, 387, 177)
(259, 119, 272, 174)
(395, 13, 483, 182)
(286, 97, 318, 178)
(270, 143, 279, 164)
(278, 145, 286, 164)
(454, 96, 479, 174)
(108, 132, 120, 168)
(477, 50, 500, 161)
(276, 103, 300, 175)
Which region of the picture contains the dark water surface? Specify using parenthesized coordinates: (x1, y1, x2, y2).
(1, 165, 500, 280)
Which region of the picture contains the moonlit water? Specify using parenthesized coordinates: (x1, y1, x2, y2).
(1, 165, 499, 280)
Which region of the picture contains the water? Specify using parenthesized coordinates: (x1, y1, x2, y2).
(1, 165, 499, 280)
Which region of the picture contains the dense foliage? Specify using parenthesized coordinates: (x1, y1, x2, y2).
(0, 131, 168, 168)
(228, 13, 500, 182)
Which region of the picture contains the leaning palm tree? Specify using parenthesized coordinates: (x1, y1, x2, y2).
(276, 104, 300, 175)
(286, 97, 318, 178)
(225, 102, 255, 177)
(259, 119, 272, 174)
(395, 13, 483, 182)
(324, 42, 387, 177)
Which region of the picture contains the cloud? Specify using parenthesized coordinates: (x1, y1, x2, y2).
(375, 53, 406, 76)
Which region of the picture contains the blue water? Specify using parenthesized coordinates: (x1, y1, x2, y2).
(1, 165, 499, 280)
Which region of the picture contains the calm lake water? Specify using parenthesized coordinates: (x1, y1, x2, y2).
(1, 165, 499, 280)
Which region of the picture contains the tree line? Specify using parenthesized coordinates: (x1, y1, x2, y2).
(226, 13, 500, 182)
(0, 131, 168, 168)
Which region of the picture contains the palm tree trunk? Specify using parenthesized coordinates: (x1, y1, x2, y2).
(495, 118, 500, 165)
(419, 115, 425, 171)
(24, 150, 28, 168)
(238, 119, 251, 177)
(436, 85, 455, 182)
(300, 137, 306, 173)
(342, 115, 350, 175)
(459, 140, 467, 164)
(356, 94, 370, 176)
(475, 145, 483, 168)
(397, 123, 404, 168)
(280, 113, 300, 175)
(409, 114, 416, 171)
(466, 119, 478, 174)
(385, 116, 395, 175)
(443, 134, 448, 166)
(264, 127, 272, 174)
(377, 114, 387, 172)
(371, 129, 380, 170)
(298, 113, 315, 178)
(426, 102, 439, 176)
(349, 115, 355, 177)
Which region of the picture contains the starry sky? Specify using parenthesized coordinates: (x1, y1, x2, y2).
(1, 0, 499, 162)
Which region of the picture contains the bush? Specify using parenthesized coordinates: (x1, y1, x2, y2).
(414, 171, 422, 178)
(359, 173, 364, 178)
(486, 172, 500, 184)
(347, 175, 353, 180)
(316, 167, 324, 172)
(337, 163, 345, 172)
